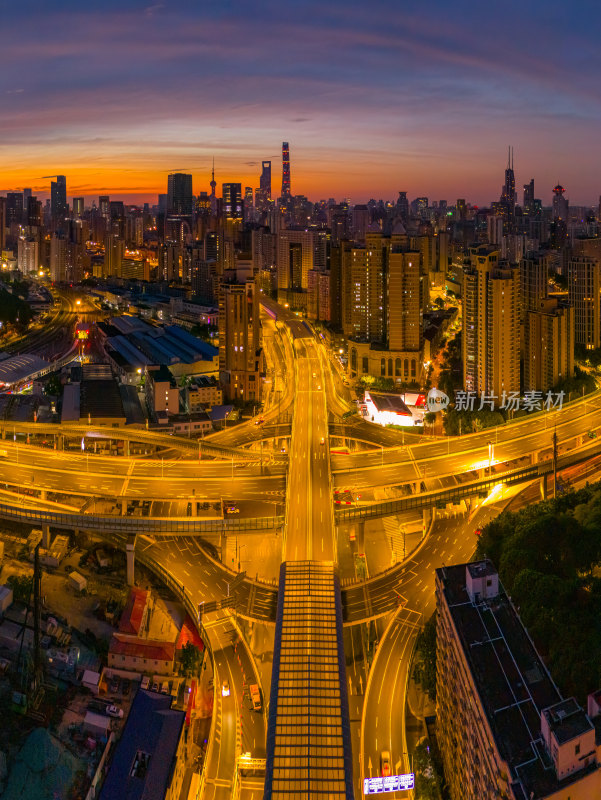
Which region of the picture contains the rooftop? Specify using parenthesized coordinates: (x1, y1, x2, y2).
(99, 690, 185, 800)
(437, 562, 598, 799)
(118, 588, 149, 635)
(543, 699, 593, 745)
(366, 392, 412, 416)
(80, 379, 126, 421)
(109, 633, 175, 663)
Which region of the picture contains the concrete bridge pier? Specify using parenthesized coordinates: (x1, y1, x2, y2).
(539, 474, 547, 501)
(126, 535, 137, 585)
(42, 524, 50, 549)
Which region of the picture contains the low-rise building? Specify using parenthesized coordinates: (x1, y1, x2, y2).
(145, 365, 179, 417)
(108, 634, 175, 675)
(184, 375, 223, 411)
(99, 689, 186, 800)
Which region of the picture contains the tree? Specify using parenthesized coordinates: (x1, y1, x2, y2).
(412, 612, 437, 701)
(6, 574, 33, 602)
(179, 642, 203, 676)
(413, 740, 443, 800)
(44, 374, 63, 397)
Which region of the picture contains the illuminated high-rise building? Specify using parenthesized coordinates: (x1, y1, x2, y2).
(99, 195, 110, 221)
(523, 178, 534, 214)
(167, 172, 193, 216)
(500, 146, 516, 216)
(462, 246, 520, 396)
(72, 197, 84, 217)
(281, 142, 291, 199)
(524, 299, 574, 392)
(222, 183, 243, 220)
(17, 236, 39, 274)
(552, 184, 569, 220)
(26, 196, 42, 228)
(50, 175, 67, 224)
(567, 255, 601, 349)
(260, 160, 271, 200)
(218, 276, 262, 402)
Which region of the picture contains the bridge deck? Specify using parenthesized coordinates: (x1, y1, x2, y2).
(265, 561, 354, 799)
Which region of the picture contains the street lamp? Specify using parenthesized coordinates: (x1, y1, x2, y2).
(488, 441, 494, 477)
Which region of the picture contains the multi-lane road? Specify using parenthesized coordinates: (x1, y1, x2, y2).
(3, 290, 601, 798)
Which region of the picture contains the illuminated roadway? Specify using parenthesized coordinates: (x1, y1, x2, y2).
(2, 291, 601, 798)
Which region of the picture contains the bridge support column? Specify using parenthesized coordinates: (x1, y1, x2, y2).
(42, 524, 50, 549)
(356, 521, 365, 551)
(120, 499, 127, 515)
(539, 474, 547, 501)
(126, 536, 137, 586)
(39, 489, 47, 501)
(124, 440, 130, 457)
(531, 450, 540, 465)
(423, 507, 434, 538)
(221, 532, 228, 564)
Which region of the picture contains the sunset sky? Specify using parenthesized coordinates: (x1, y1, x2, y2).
(1, 0, 599, 206)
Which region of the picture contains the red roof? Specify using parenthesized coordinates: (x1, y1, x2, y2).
(109, 633, 175, 663)
(176, 615, 204, 651)
(118, 588, 149, 635)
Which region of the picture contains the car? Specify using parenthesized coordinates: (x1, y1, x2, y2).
(320, 437, 325, 445)
(151, 681, 160, 692)
(317, 385, 321, 390)
(312, 372, 316, 378)
(222, 680, 230, 697)
(474, 528, 482, 537)
(249, 683, 262, 711)
(106, 704, 124, 719)
(381, 751, 391, 777)
(349, 530, 356, 542)
(226, 506, 240, 514)
(141, 676, 150, 690)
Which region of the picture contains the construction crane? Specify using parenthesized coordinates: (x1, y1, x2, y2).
(40, 175, 61, 179)
(13, 529, 45, 718)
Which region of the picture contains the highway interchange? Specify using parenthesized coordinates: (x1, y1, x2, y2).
(1, 290, 601, 798)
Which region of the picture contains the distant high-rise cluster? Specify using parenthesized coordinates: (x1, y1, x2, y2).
(1, 145, 600, 404)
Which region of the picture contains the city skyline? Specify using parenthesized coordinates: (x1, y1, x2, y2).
(2, 0, 600, 204)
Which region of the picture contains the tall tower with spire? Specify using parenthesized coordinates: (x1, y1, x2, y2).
(281, 142, 291, 201)
(500, 146, 516, 216)
(210, 158, 217, 216)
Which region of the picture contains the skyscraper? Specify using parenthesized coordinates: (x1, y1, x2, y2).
(222, 183, 243, 220)
(72, 197, 84, 217)
(210, 159, 217, 216)
(281, 142, 291, 199)
(462, 246, 520, 397)
(567, 255, 601, 349)
(51, 176, 67, 224)
(500, 146, 516, 217)
(552, 184, 569, 220)
(523, 178, 534, 214)
(260, 160, 271, 200)
(167, 173, 193, 216)
(218, 276, 262, 401)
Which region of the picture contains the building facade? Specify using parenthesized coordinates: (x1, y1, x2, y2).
(436, 560, 601, 800)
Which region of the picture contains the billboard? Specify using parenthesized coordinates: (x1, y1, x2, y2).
(363, 773, 415, 794)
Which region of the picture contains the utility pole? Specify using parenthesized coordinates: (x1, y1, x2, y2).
(553, 426, 558, 499)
